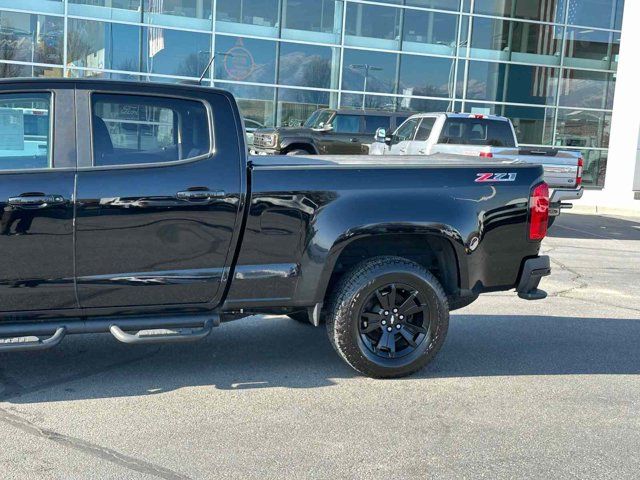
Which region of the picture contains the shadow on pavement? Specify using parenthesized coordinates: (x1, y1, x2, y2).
(549, 213, 640, 241)
(1, 313, 639, 404)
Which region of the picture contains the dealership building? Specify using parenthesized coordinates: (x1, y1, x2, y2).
(0, 0, 638, 209)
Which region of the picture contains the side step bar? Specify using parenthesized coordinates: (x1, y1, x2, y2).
(0, 327, 66, 353)
(110, 319, 214, 345)
(0, 314, 219, 353)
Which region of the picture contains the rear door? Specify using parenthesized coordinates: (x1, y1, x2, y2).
(74, 85, 243, 309)
(0, 84, 77, 313)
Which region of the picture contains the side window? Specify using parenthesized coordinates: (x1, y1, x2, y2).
(415, 118, 437, 141)
(0, 93, 51, 171)
(363, 115, 390, 134)
(395, 118, 419, 142)
(91, 94, 210, 167)
(332, 114, 361, 133)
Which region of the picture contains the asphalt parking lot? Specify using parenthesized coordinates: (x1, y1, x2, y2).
(1, 213, 639, 479)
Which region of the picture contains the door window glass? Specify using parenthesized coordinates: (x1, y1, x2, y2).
(415, 118, 437, 141)
(0, 93, 51, 171)
(363, 115, 390, 134)
(332, 114, 361, 133)
(395, 118, 419, 141)
(91, 94, 210, 167)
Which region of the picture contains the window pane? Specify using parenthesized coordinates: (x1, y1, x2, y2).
(332, 114, 361, 133)
(440, 118, 516, 147)
(474, 0, 566, 23)
(363, 115, 391, 134)
(342, 49, 398, 94)
(92, 94, 210, 166)
(0, 12, 63, 65)
(470, 17, 561, 66)
(402, 11, 458, 56)
(406, 0, 460, 11)
(345, 3, 401, 49)
(395, 118, 419, 141)
(278, 42, 337, 89)
(559, 70, 615, 110)
(503, 105, 554, 145)
(144, 0, 212, 22)
(555, 109, 611, 149)
(216, 0, 280, 37)
(399, 54, 454, 98)
(142, 27, 210, 78)
(0, 64, 62, 79)
(69, 0, 142, 22)
(0, 93, 51, 170)
(415, 118, 436, 141)
(340, 93, 400, 111)
(282, 0, 342, 43)
(581, 149, 608, 187)
(564, 28, 620, 71)
(220, 83, 275, 127)
(277, 88, 331, 127)
(567, 0, 624, 30)
(215, 36, 276, 84)
(466, 61, 558, 105)
(67, 19, 140, 72)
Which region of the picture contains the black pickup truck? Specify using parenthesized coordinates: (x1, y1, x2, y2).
(0, 79, 551, 378)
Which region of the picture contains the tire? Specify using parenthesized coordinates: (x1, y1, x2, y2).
(288, 311, 310, 324)
(326, 256, 449, 379)
(286, 149, 312, 156)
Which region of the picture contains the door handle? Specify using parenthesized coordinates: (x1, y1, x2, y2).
(349, 138, 359, 143)
(176, 189, 225, 201)
(399, 149, 407, 154)
(8, 194, 66, 208)
(418, 149, 427, 154)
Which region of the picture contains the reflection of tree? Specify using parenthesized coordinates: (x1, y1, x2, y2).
(176, 53, 202, 78)
(66, 28, 93, 69)
(279, 52, 331, 91)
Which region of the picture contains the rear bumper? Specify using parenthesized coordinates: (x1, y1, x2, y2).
(549, 187, 583, 215)
(516, 256, 551, 300)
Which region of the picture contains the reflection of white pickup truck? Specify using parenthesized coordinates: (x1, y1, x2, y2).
(370, 113, 583, 219)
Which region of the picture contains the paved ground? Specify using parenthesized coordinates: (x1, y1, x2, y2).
(1, 213, 639, 479)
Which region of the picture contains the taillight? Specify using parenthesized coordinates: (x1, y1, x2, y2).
(479, 151, 493, 158)
(576, 157, 584, 187)
(529, 182, 549, 241)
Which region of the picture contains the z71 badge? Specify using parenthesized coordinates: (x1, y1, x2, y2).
(475, 172, 518, 183)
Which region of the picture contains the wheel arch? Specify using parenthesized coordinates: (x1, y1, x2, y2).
(280, 138, 318, 154)
(309, 231, 465, 308)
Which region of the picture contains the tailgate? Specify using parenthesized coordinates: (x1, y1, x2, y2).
(492, 148, 580, 189)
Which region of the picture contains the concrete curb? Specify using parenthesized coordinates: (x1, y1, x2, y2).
(570, 204, 640, 218)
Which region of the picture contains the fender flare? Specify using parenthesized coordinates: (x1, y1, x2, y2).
(280, 138, 319, 154)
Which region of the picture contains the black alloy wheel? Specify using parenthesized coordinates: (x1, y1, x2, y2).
(326, 256, 449, 378)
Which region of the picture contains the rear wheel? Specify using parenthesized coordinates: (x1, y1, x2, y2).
(326, 256, 449, 378)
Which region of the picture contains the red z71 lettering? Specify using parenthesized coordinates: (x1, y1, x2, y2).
(475, 172, 518, 182)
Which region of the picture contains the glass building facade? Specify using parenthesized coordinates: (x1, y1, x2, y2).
(0, 0, 625, 187)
